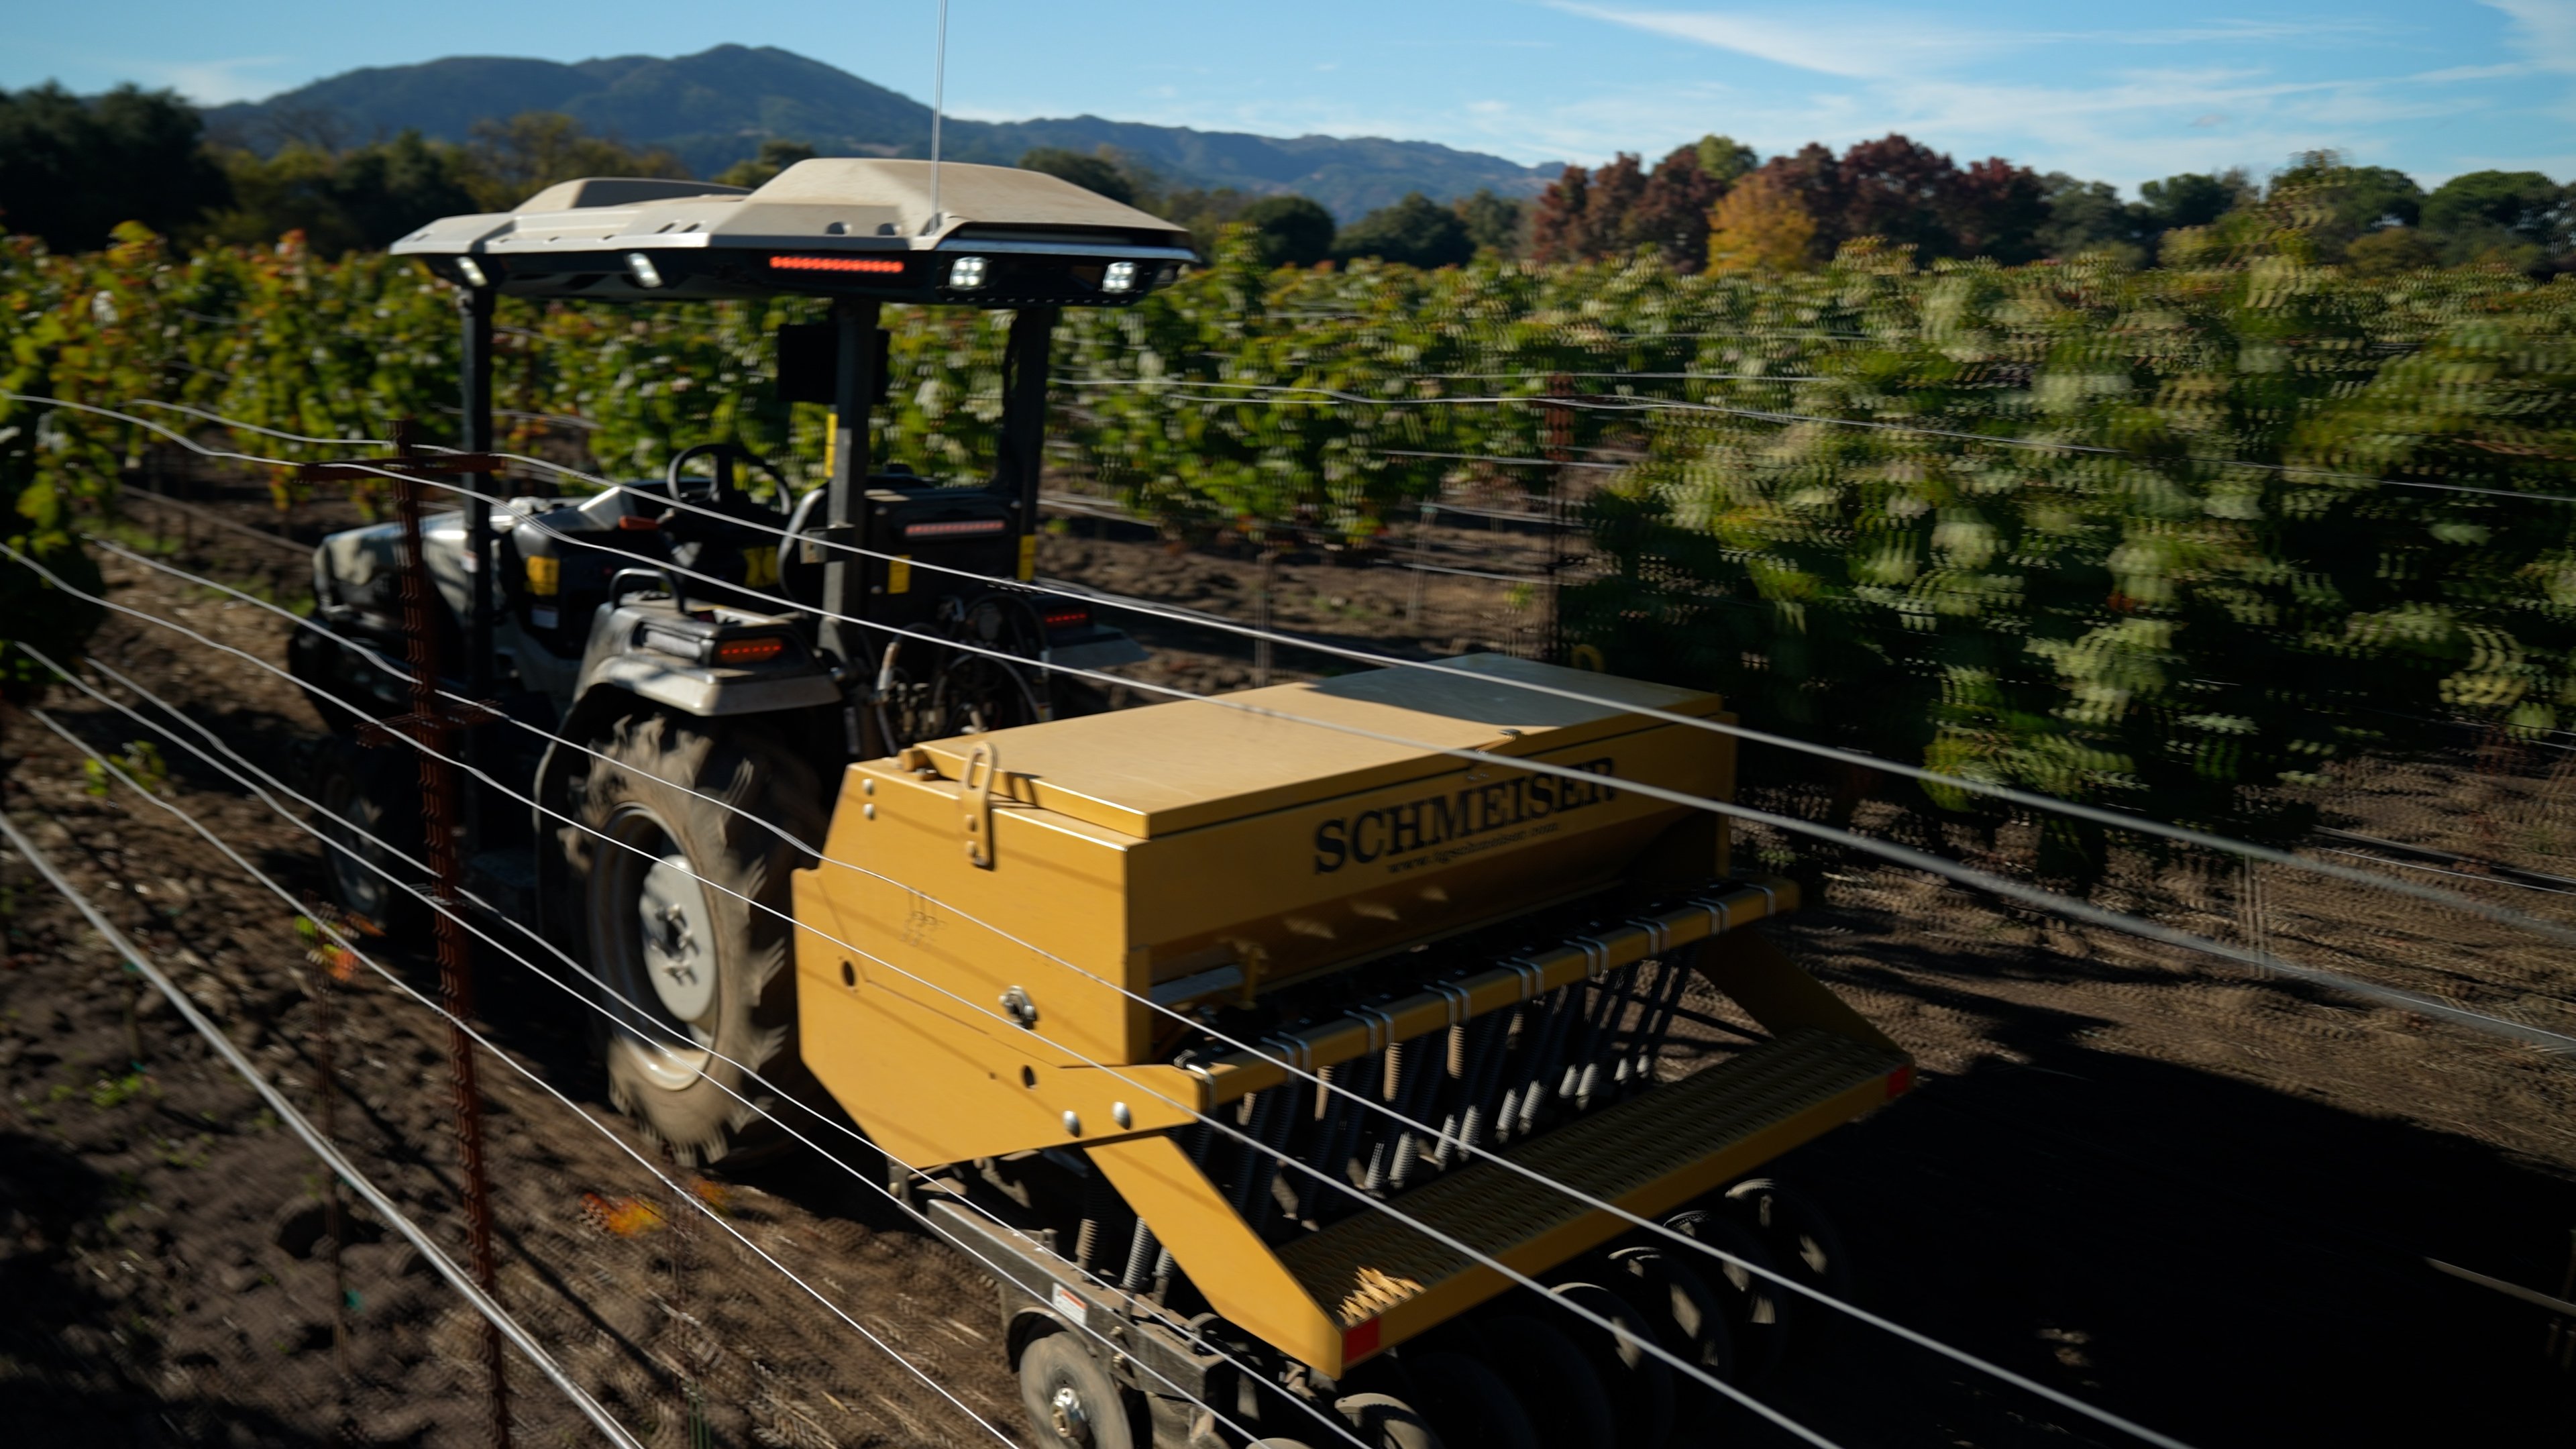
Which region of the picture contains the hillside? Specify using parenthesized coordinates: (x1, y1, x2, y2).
(199, 44, 1556, 218)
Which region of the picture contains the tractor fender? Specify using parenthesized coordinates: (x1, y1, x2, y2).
(568, 598, 842, 720)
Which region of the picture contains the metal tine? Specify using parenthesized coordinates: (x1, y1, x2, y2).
(1227, 1089, 1284, 1212)
(1583, 963, 1644, 1104)
(1293, 1061, 1348, 1223)
(1634, 951, 1696, 1082)
(1360, 1039, 1427, 1193)
(1387, 1028, 1456, 1187)
(1242, 1079, 1303, 1236)
(1565, 968, 1629, 1110)
(1454, 1002, 1523, 1157)
(1434, 1012, 1507, 1168)
(1511, 985, 1583, 1136)
(1318, 1050, 1381, 1214)
(1614, 960, 1671, 1087)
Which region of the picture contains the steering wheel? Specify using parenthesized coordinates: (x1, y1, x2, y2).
(665, 441, 796, 515)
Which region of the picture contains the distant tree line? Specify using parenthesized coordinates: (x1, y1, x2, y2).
(3, 80, 2569, 279)
(1537, 133, 2573, 276)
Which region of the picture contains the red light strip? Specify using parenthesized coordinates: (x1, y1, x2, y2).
(768, 255, 906, 274)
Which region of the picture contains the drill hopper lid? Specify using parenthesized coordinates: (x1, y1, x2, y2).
(912, 653, 1725, 839)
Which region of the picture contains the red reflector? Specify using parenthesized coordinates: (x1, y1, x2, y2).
(769, 254, 905, 274)
(615, 515, 660, 531)
(903, 519, 1008, 539)
(1886, 1065, 1915, 1098)
(1341, 1318, 1381, 1362)
(712, 636, 789, 665)
(1042, 608, 1090, 630)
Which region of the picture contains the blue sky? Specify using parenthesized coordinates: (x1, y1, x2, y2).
(9, 1, 2571, 191)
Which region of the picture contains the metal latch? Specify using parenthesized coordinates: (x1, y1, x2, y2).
(961, 741, 1000, 868)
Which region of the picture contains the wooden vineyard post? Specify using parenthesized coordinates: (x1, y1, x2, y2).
(1407, 504, 1433, 631)
(1543, 373, 1574, 664)
(301, 424, 514, 1448)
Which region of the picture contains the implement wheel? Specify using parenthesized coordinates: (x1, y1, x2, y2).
(1405, 1352, 1536, 1449)
(566, 712, 825, 1167)
(1018, 1332, 1138, 1449)
(1480, 1315, 1615, 1449)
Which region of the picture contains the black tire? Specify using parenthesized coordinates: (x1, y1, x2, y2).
(1724, 1178, 1855, 1301)
(1405, 1352, 1538, 1449)
(1607, 1246, 1737, 1384)
(1018, 1331, 1140, 1449)
(564, 711, 825, 1168)
(1479, 1315, 1616, 1449)
(1336, 1391, 1442, 1449)
(1668, 1209, 1788, 1383)
(309, 735, 426, 935)
(1552, 1281, 1676, 1449)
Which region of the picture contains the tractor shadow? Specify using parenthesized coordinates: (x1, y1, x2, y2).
(0, 1132, 340, 1444)
(1729, 924, 2576, 1449)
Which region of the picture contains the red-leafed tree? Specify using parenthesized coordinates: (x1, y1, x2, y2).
(1530, 162, 1591, 265)
(1833, 134, 1960, 259)
(1625, 144, 1727, 270)
(1535, 140, 1753, 270)
(1945, 156, 2049, 263)
(1733, 135, 2047, 265)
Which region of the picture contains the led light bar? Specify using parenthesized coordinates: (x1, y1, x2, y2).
(902, 519, 1008, 539)
(711, 635, 790, 665)
(768, 255, 906, 274)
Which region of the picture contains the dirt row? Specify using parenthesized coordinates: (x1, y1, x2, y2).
(4, 495, 2575, 1445)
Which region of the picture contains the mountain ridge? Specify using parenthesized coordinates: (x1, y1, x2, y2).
(200, 44, 1558, 219)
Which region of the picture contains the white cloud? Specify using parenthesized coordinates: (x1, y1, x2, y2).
(1550, 4, 2010, 78)
(2485, 0, 2576, 74)
(134, 55, 292, 104)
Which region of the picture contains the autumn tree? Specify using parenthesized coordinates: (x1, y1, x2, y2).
(1530, 163, 1591, 265)
(1706, 171, 1817, 272)
(1945, 157, 2048, 263)
(1534, 138, 1752, 269)
(1625, 144, 1728, 269)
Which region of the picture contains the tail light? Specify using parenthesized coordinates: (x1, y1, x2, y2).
(712, 636, 789, 666)
(1042, 604, 1091, 632)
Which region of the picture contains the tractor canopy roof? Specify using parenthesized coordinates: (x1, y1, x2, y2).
(390, 158, 1195, 307)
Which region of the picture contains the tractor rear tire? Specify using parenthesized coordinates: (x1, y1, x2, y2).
(309, 735, 426, 935)
(564, 710, 826, 1168)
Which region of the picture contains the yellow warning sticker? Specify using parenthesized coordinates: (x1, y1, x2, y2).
(525, 554, 560, 596)
(742, 546, 778, 589)
(1017, 534, 1037, 582)
(889, 555, 912, 594)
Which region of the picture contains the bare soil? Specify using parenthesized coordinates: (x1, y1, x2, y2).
(5, 483, 2575, 1447)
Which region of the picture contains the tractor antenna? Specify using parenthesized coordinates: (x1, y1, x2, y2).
(926, 0, 951, 235)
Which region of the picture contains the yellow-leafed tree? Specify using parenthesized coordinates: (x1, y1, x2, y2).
(1705, 171, 1818, 272)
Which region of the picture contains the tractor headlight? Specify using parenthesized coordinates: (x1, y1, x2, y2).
(624, 252, 665, 289)
(1102, 260, 1137, 293)
(948, 255, 987, 290)
(455, 256, 488, 288)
